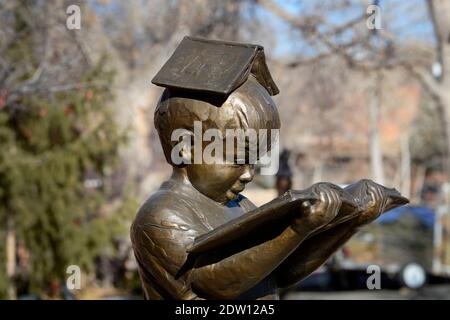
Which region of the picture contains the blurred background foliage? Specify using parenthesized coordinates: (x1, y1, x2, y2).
(0, 0, 138, 299)
(1, 0, 450, 299)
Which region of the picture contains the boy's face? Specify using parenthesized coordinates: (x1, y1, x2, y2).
(186, 162, 255, 204)
(160, 76, 280, 203)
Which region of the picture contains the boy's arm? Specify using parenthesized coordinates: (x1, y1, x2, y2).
(132, 214, 306, 299)
(190, 224, 304, 299)
(273, 218, 360, 288)
(272, 180, 392, 288)
(132, 184, 341, 299)
(190, 184, 344, 299)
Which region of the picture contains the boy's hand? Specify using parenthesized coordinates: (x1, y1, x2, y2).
(345, 179, 409, 227)
(291, 183, 342, 236)
(354, 180, 387, 225)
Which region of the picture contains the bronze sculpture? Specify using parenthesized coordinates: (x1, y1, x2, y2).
(130, 36, 409, 300)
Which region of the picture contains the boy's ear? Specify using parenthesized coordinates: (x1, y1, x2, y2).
(179, 131, 195, 165)
(179, 138, 193, 164)
(170, 129, 194, 166)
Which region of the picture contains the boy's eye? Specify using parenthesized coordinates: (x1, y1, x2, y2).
(230, 163, 245, 168)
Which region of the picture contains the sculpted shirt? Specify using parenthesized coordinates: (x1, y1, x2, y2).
(130, 178, 278, 300)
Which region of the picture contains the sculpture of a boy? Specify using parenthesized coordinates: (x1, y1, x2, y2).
(130, 37, 408, 300)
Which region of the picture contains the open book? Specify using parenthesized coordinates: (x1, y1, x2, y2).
(175, 181, 408, 278)
(176, 183, 363, 277)
(187, 183, 362, 255)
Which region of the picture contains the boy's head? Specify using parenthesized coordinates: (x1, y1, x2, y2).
(155, 75, 280, 204)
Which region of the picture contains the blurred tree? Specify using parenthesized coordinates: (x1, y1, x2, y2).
(256, 0, 450, 186)
(0, 1, 134, 298)
(423, 0, 450, 174)
(410, 90, 447, 169)
(257, 0, 390, 184)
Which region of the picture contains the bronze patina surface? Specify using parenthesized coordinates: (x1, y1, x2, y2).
(130, 37, 409, 300)
(152, 36, 279, 96)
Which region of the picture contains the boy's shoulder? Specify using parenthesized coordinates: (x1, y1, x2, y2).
(132, 188, 199, 231)
(131, 178, 254, 240)
(131, 178, 225, 234)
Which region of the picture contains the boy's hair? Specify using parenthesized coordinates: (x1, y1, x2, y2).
(154, 75, 281, 165)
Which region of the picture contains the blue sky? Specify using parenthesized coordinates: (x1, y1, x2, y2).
(254, 0, 435, 58)
(89, 0, 435, 59)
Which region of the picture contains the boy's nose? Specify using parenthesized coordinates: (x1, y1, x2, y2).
(239, 165, 255, 183)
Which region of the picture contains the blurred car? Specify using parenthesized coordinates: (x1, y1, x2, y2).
(332, 205, 450, 289)
(292, 205, 450, 291)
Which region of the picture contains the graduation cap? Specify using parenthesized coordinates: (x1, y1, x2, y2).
(152, 36, 279, 96)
